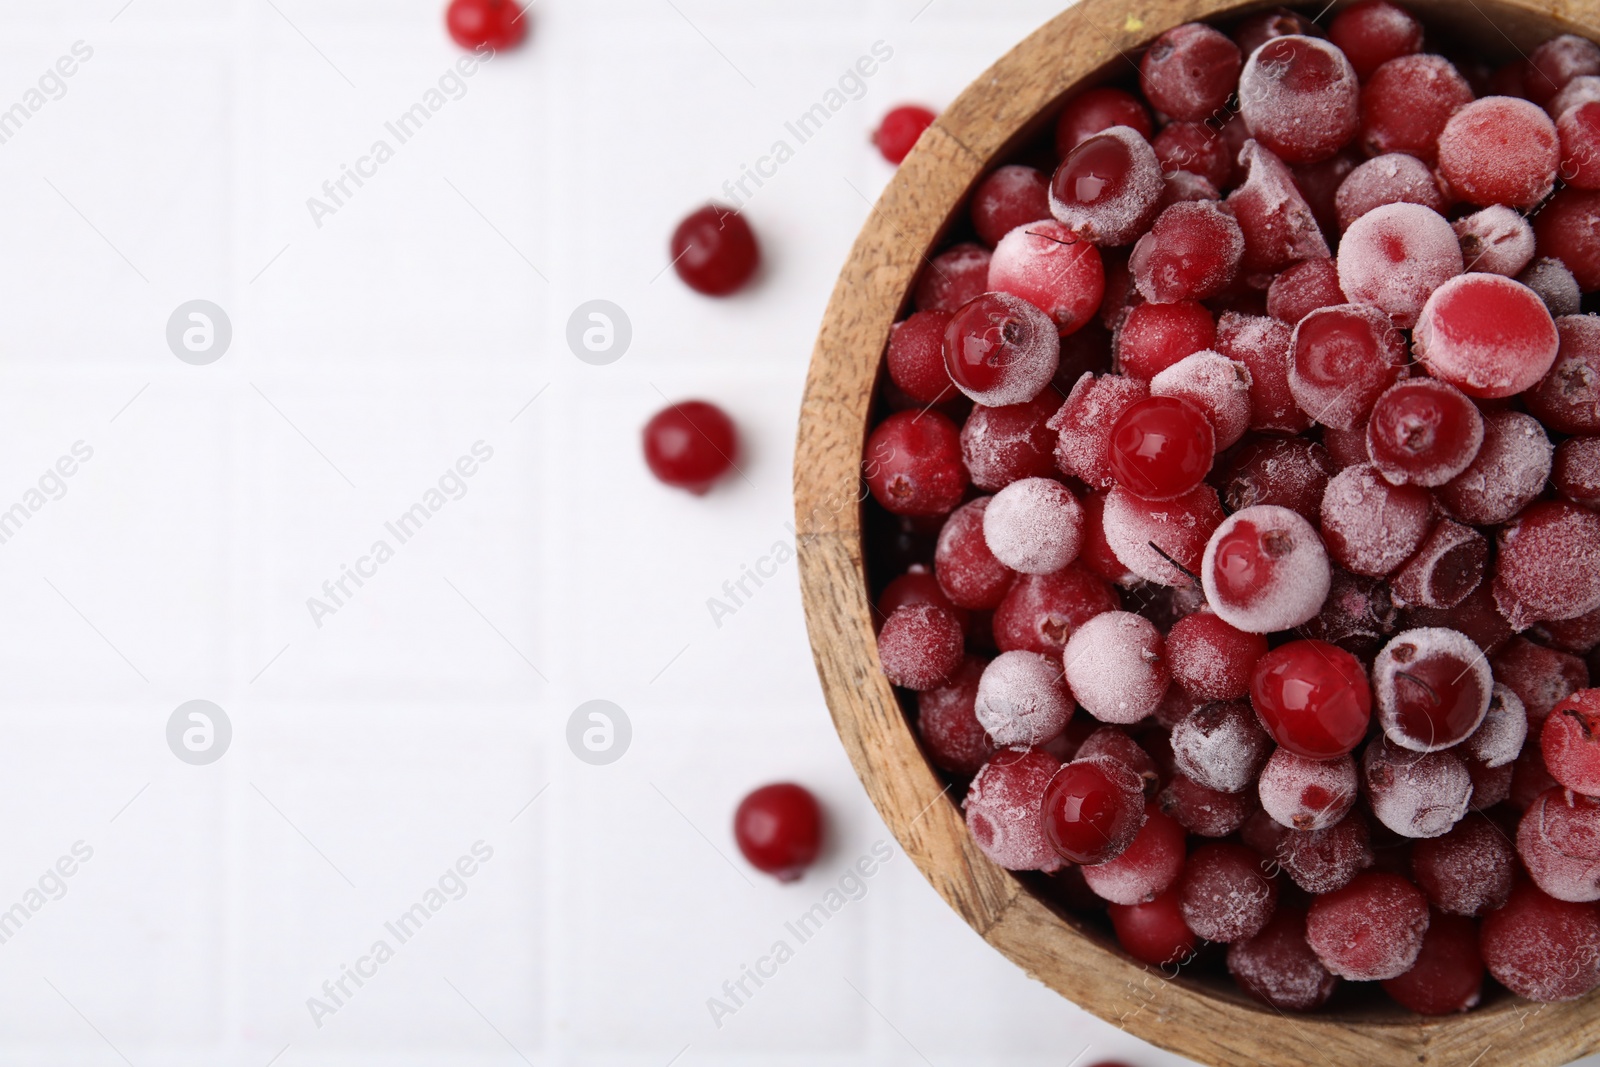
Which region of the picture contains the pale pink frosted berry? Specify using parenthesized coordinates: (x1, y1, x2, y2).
(1259, 749, 1358, 831)
(1453, 205, 1536, 276)
(1170, 701, 1273, 794)
(1414, 273, 1560, 399)
(1102, 484, 1226, 588)
(1437, 95, 1560, 208)
(1494, 501, 1600, 629)
(1239, 36, 1361, 165)
(964, 747, 1064, 871)
(1411, 813, 1515, 917)
(983, 477, 1084, 574)
(1202, 504, 1332, 635)
(1334, 153, 1445, 232)
(1437, 410, 1553, 526)
(1063, 611, 1169, 724)
(1320, 464, 1435, 578)
(1519, 788, 1600, 902)
(1337, 202, 1463, 330)
(1362, 738, 1472, 838)
(974, 650, 1074, 747)
(877, 604, 964, 690)
(1465, 684, 1529, 769)
(1149, 350, 1253, 449)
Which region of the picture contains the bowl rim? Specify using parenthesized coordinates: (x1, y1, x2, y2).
(793, 0, 1600, 1063)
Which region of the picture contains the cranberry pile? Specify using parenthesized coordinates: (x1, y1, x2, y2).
(867, 0, 1600, 1015)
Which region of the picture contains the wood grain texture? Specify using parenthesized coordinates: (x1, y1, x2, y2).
(794, 1, 1600, 1064)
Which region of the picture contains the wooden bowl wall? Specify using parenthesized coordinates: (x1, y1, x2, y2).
(794, 1, 1600, 1064)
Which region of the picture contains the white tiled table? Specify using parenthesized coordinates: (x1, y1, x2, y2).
(0, 1, 1595, 1064)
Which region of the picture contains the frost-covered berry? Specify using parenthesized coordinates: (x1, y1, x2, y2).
(1128, 200, 1244, 303)
(1481, 882, 1600, 1002)
(1337, 203, 1463, 329)
(1180, 842, 1278, 943)
(916, 658, 997, 776)
(1101, 484, 1226, 588)
(988, 221, 1106, 336)
(1362, 737, 1472, 838)
(1414, 274, 1559, 399)
(1049, 126, 1165, 246)
(974, 650, 1074, 747)
(1411, 813, 1515, 916)
(943, 291, 1062, 406)
(1320, 464, 1434, 578)
(1306, 871, 1430, 980)
(1372, 628, 1493, 752)
(1388, 520, 1488, 611)
(1063, 611, 1170, 724)
(1170, 701, 1272, 794)
(1542, 688, 1600, 796)
(877, 604, 964, 690)
(1228, 908, 1338, 1012)
(1239, 36, 1360, 164)
(1437, 409, 1553, 526)
(1493, 501, 1600, 629)
(965, 747, 1064, 871)
(1259, 749, 1358, 831)
(1275, 811, 1373, 893)
(1365, 378, 1484, 488)
(1201, 505, 1331, 634)
(1165, 611, 1267, 702)
(1289, 303, 1407, 429)
(1519, 788, 1600, 902)
(983, 477, 1084, 574)
(1453, 204, 1536, 276)
(1437, 96, 1560, 208)
(1149, 350, 1253, 450)
(1081, 802, 1187, 904)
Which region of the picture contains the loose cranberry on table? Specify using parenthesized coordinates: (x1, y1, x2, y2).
(872, 105, 936, 164)
(669, 204, 760, 296)
(445, 0, 527, 51)
(733, 784, 823, 882)
(642, 400, 737, 493)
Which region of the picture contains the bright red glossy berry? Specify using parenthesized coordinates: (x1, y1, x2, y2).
(1041, 756, 1148, 865)
(734, 783, 823, 882)
(874, 105, 936, 164)
(642, 400, 738, 493)
(1106, 395, 1215, 501)
(1108, 886, 1198, 967)
(1250, 639, 1373, 760)
(446, 0, 528, 51)
(864, 410, 967, 518)
(670, 205, 759, 296)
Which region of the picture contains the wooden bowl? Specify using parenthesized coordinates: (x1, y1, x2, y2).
(795, 2, 1600, 1064)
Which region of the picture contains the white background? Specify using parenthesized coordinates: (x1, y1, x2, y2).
(0, 1, 1596, 1065)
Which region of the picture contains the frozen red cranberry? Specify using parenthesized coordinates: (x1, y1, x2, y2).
(1559, 101, 1600, 189)
(1170, 701, 1272, 795)
(1321, 464, 1435, 578)
(1543, 689, 1600, 797)
(1161, 771, 1255, 836)
(1278, 812, 1374, 895)
(1082, 801, 1186, 904)
(959, 395, 1057, 491)
(1372, 628, 1492, 752)
(1481, 881, 1600, 1001)
(877, 566, 964, 628)
(1158, 355, 1254, 451)
(1140, 23, 1242, 123)
(1389, 520, 1488, 610)
(1529, 33, 1600, 104)
(1382, 912, 1484, 1015)
(1366, 379, 1484, 488)
(1330, 0, 1423, 79)
(1108, 887, 1199, 968)
(1306, 871, 1430, 979)
(1495, 502, 1600, 629)
(877, 603, 964, 691)
(1251, 639, 1372, 760)
(1415, 274, 1559, 398)
(1216, 312, 1311, 434)
(643, 400, 738, 493)
(1438, 97, 1560, 207)
(872, 105, 935, 164)
(965, 747, 1063, 871)
(1234, 8, 1321, 54)
(1495, 637, 1592, 728)
(1322, 419, 1372, 470)
(1338, 203, 1463, 330)
(1267, 258, 1346, 325)
(864, 409, 966, 517)
(1454, 205, 1536, 277)
(973, 650, 1073, 747)
(935, 498, 1015, 611)
(988, 220, 1106, 335)
(1075, 727, 1161, 794)
(916, 658, 995, 776)
(1550, 73, 1600, 116)
(1078, 491, 1138, 587)
(1106, 395, 1215, 501)
(1226, 142, 1331, 279)
(1534, 188, 1600, 290)
(1049, 373, 1149, 489)
(914, 242, 991, 313)
(670, 205, 759, 296)
(886, 310, 955, 405)
(1525, 314, 1600, 435)
(1101, 483, 1225, 588)
(1538, 605, 1600, 654)
(1049, 127, 1164, 247)
(1303, 569, 1400, 656)
(1041, 755, 1147, 864)
(1289, 303, 1406, 429)
(1228, 907, 1338, 1011)
(1128, 200, 1243, 304)
(971, 165, 1052, 248)
(1055, 87, 1153, 157)
(943, 292, 1060, 406)
(982, 477, 1083, 574)
(1521, 257, 1583, 317)
(446, 0, 527, 51)
(1220, 438, 1335, 526)
(1292, 148, 1362, 235)
(1200, 505, 1331, 634)
(1437, 410, 1553, 525)
(1411, 813, 1515, 917)
(1556, 437, 1600, 510)
(1152, 121, 1232, 188)
(734, 783, 823, 881)
(1259, 750, 1358, 832)
(1363, 737, 1472, 838)
(1114, 300, 1215, 380)
(1359, 54, 1473, 163)
(1520, 787, 1600, 901)
(1465, 683, 1529, 769)
(1063, 611, 1170, 725)
(993, 566, 1117, 656)
(1239, 36, 1360, 164)
(1166, 612, 1268, 702)
(1179, 841, 1278, 943)
(1335, 153, 1445, 233)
